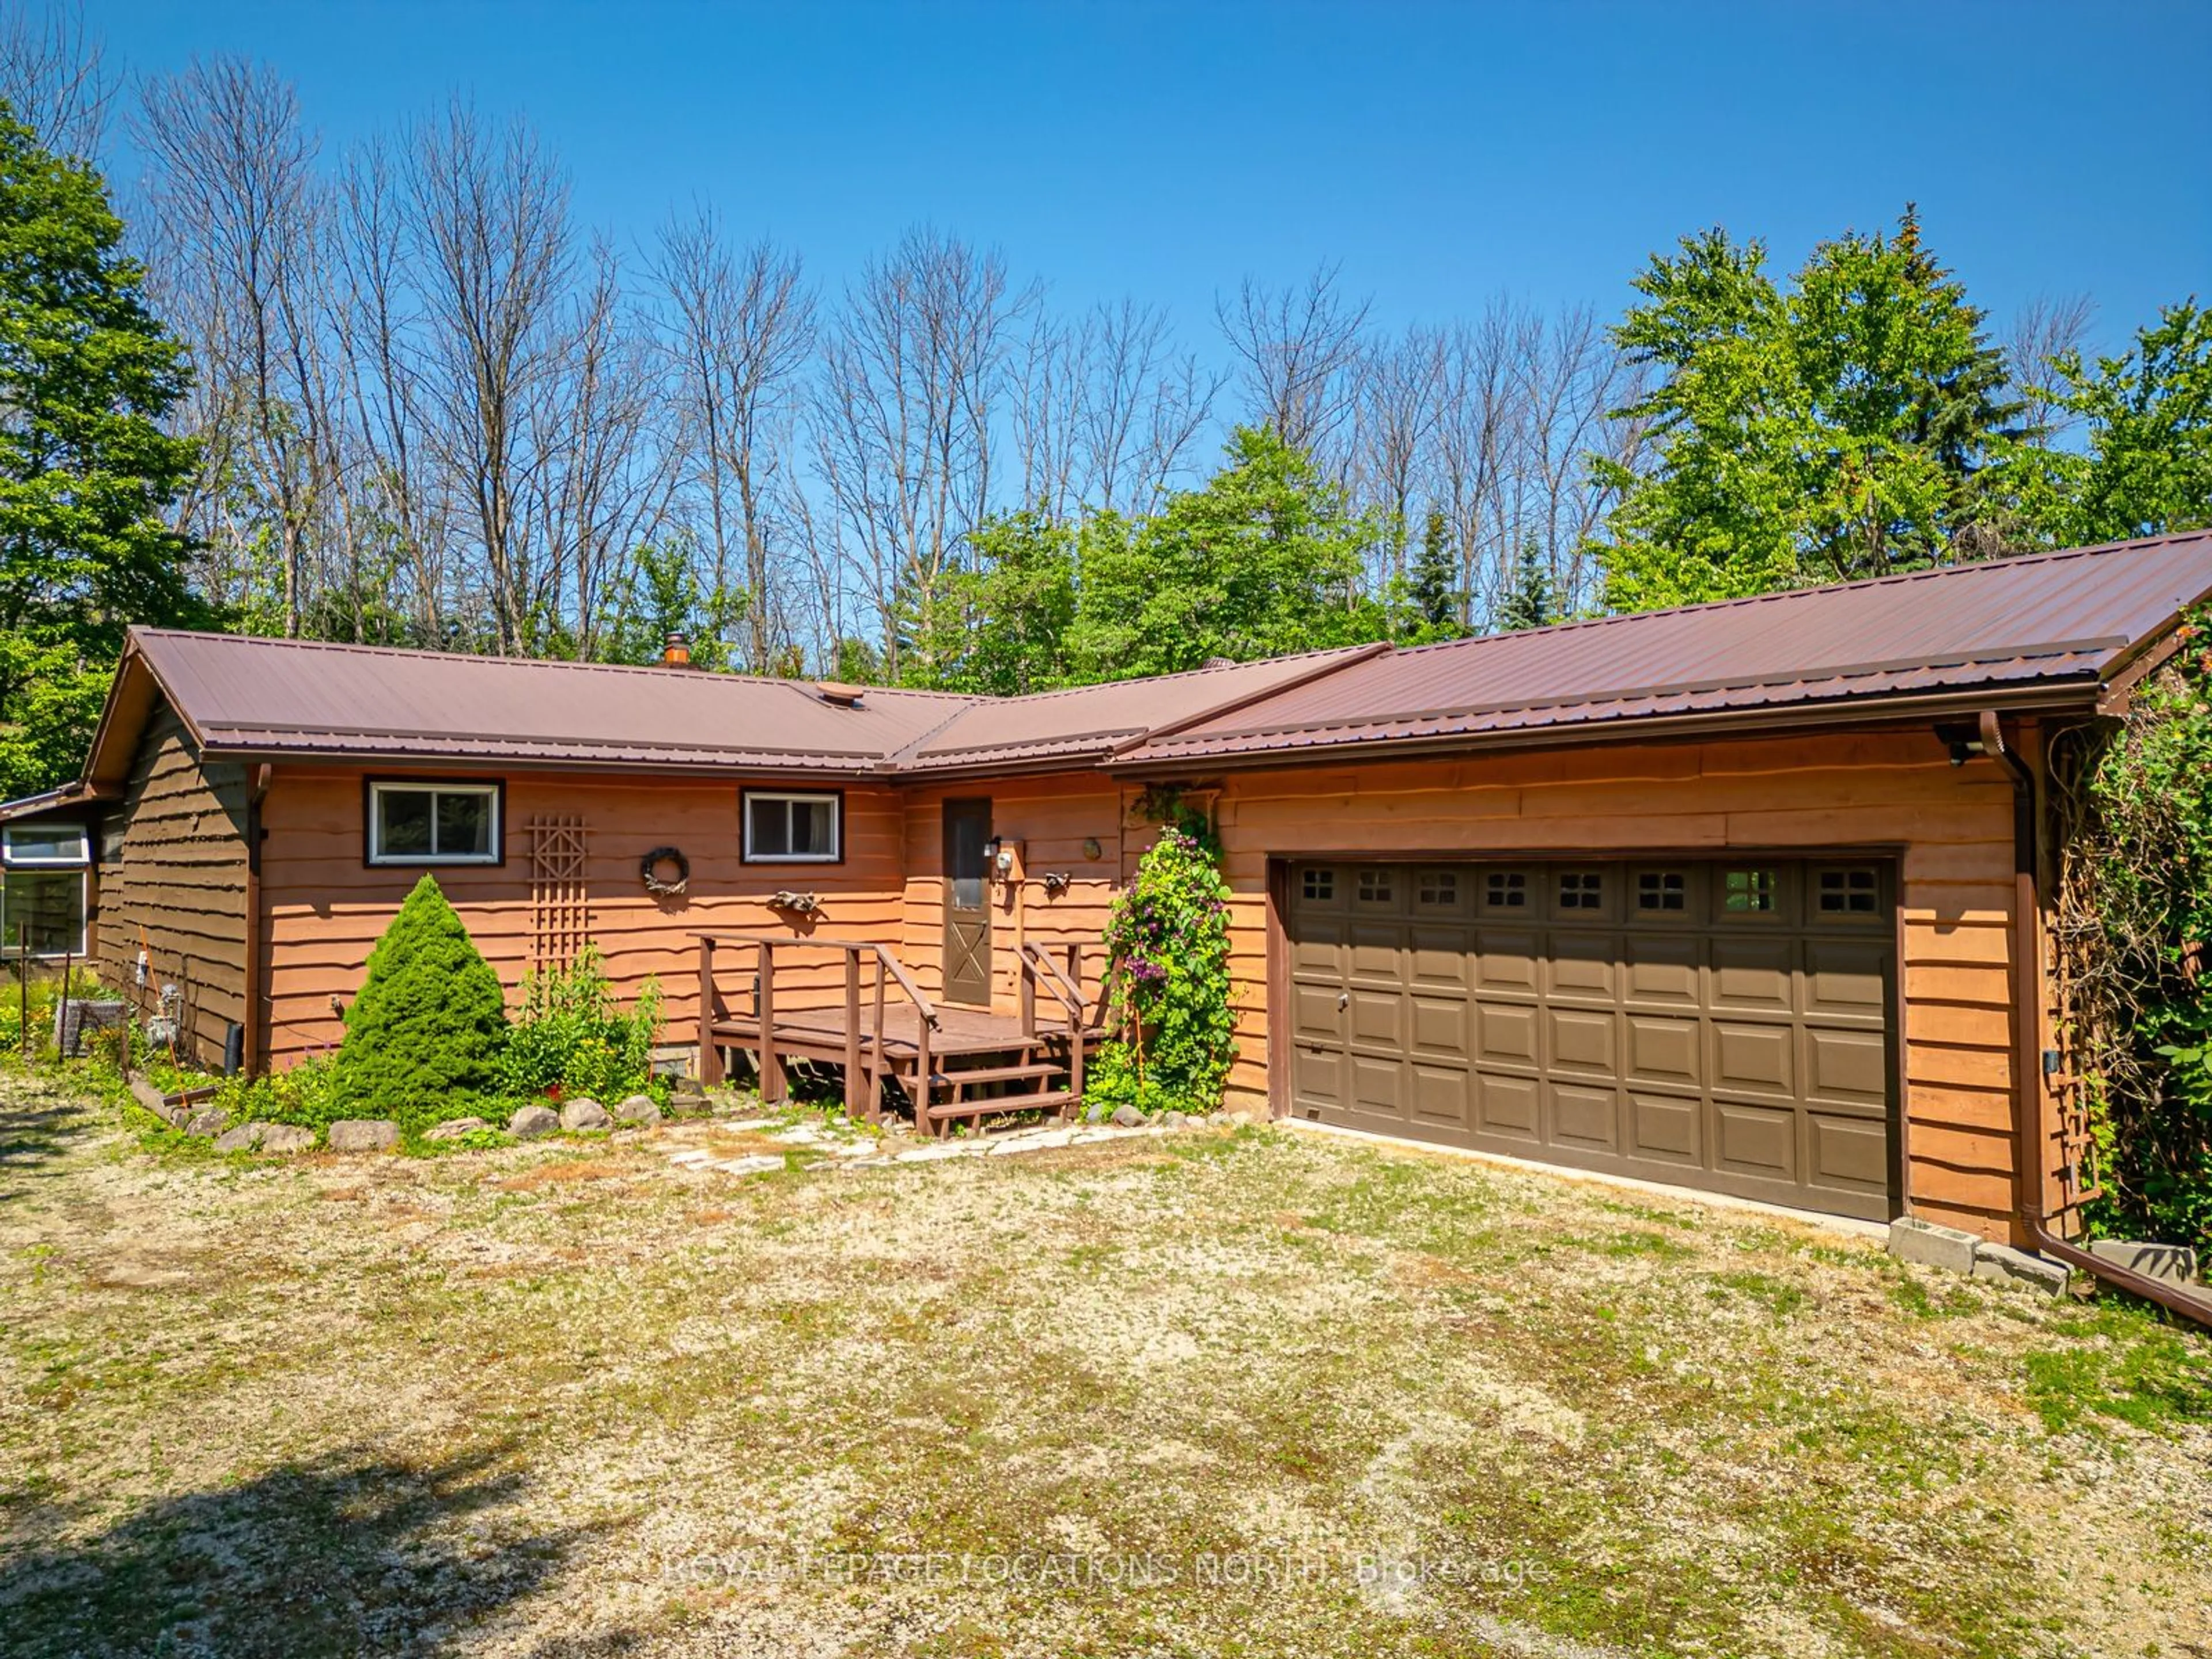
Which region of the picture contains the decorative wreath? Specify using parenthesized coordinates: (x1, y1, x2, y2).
(641, 846, 690, 897)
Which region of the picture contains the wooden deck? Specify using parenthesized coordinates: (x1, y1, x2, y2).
(694, 932, 1101, 1135)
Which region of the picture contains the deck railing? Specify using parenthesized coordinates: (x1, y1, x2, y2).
(1017, 941, 1089, 1105)
(694, 932, 938, 1118)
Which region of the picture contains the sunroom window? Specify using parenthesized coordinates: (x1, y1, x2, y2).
(744, 791, 841, 863)
(2, 824, 89, 866)
(0, 870, 85, 957)
(368, 782, 500, 864)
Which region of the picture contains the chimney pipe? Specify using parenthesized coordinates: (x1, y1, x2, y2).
(663, 631, 691, 667)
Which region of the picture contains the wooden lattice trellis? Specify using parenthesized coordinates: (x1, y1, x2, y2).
(529, 816, 590, 973)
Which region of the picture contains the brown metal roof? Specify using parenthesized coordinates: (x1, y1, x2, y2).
(896, 646, 1383, 771)
(1113, 531, 2212, 768)
(59, 531, 2212, 793)
(111, 631, 976, 777)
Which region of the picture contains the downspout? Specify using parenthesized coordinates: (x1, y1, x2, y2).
(243, 763, 272, 1078)
(1978, 710, 2212, 1327)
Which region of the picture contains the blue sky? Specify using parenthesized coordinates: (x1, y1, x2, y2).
(85, 1, 2212, 353)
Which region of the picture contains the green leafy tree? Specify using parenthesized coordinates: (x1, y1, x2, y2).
(1597, 209, 2020, 611)
(906, 506, 1079, 694)
(602, 536, 747, 671)
(0, 103, 201, 796)
(1497, 537, 1559, 630)
(327, 874, 510, 1128)
(2015, 301, 2212, 546)
(1066, 426, 1389, 678)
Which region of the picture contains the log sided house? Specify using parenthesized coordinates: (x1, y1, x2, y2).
(8, 529, 2212, 1250)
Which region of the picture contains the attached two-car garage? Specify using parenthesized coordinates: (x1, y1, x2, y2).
(1284, 857, 1897, 1221)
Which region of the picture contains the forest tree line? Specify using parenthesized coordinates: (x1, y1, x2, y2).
(0, 5, 2205, 793)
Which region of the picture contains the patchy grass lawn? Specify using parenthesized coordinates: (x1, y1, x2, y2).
(2, 1073, 2210, 1658)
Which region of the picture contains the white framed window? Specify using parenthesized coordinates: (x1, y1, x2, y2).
(743, 790, 841, 863)
(1, 869, 86, 957)
(367, 781, 501, 865)
(2, 823, 89, 867)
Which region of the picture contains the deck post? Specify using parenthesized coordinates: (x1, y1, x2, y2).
(843, 949, 863, 1118)
(869, 953, 888, 1116)
(758, 940, 783, 1104)
(696, 935, 722, 1086)
(1066, 942, 1084, 1108)
(1018, 949, 1036, 1039)
(915, 1014, 933, 1135)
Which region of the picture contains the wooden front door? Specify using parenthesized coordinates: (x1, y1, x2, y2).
(942, 798, 993, 1006)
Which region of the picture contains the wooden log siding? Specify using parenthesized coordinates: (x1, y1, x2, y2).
(256, 770, 909, 1063)
(1203, 725, 2036, 1243)
(94, 700, 251, 1063)
(896, 774, 1128, 1014)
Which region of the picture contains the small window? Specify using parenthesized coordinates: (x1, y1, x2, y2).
(1301, 868, 1334, 902)
(1558, 871, 1604, 911)
(1483, 870, 1528, 910)
(1724, 868, 1779, 914)
(1818, 866, 1880, 915)
(1356, 868, 1394, 904)
(2, 824, 89, 867)
(1416, 870, 1459, 907)
(744, 790, 841, 863)
(1638, 870, 1687, 912)
(368, 782, 500, 865)
(1, 869, 85, 957)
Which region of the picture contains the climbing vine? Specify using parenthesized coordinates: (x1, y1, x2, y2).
(2052, 608, 2212, 1248)
(1086, 825, 1236, 1117)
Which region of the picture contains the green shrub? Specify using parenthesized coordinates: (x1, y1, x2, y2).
(1086, 825, 1236, 1118)
(213, 1054, 341, 1130)
(499, 946, 664, 1105)
(326, 874, 509, 1130)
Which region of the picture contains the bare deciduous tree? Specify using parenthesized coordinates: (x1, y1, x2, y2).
(0, 0, 113, 157)
(649, 208, 813, 668)
(1217, 263, 1372, 459)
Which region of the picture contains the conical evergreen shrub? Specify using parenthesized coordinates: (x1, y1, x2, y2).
(327, 873, 510, 1126)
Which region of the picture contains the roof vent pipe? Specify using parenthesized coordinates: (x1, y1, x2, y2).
(663, 632, 691, 667)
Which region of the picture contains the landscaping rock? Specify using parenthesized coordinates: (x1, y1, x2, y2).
(423, 1116, 488, 1142)
(184, 1107, 229, 1139)
(1226, 1109, 1255, 1127)
(2088, 1238, 2200, 1284)
(1082, 1103, 1108, 1124)
(509, 1104, 559, 1139)
(615, 1093, 661, 1126)
(1887, 1216, 1980, 1276)
(213, 1122, 267, 1154)
(327, 1119, 400, 1153)
(560, 1097, 613, 1131)
(1109, 1104, 1145, 1128)
(1971, 1243, 2070, 1297)
(1161, 1110, 1188, 1129)
(259, 1124, 316, 1154)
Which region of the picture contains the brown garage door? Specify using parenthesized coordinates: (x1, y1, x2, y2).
(1285, 858, 1897, 1220)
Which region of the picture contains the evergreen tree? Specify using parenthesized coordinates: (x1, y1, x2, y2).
(327, 875, 510, 1127)
(0, 103, 201, 796)
(1497, 538, 1559, 631)
(1408, 507, 1464, 637)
